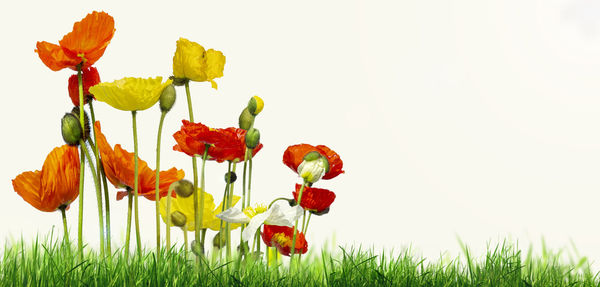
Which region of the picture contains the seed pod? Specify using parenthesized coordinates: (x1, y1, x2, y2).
(224, 172, 237, 184)
(173, 179, 194, 198)
(170, 211, 187, 227)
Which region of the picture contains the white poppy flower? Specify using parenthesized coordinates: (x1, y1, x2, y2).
(217, 203, 303, 242)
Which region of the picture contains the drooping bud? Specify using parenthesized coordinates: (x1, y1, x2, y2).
(191, 240, 204, 256)
(245, 128, 260, 149)
(225, 171, 237, 184)
(169, 76, 188, 86)
(61, 113, 82, 146)
(247, 96, 264, 116)
(297, 152, 329, 183)
(170, 211, 187, 227)
(159, 84, 176, 112)
(238, 108, 255, 130)
(213, 232, 226, 249)
(70, 107, 90, 141)
(173, 179, 194, 198)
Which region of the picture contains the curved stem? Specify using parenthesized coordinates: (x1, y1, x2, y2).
(125, 191, 133, 261)
(131, 111, 142, 256)
(88, 101, 112, 255)
(76, 65, 85, 263)
(80, 140, 105, 257)
(155, 111, 167, 258)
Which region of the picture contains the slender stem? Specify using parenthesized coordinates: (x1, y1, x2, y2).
(198, 147, 208, 253)
(131, 111, 142, 256)
(184, 81, 202, 261)
(242, 149, 249, 210)
(60, 207, 68, 245)
(76, 65, 85, 263)
(218, 178, 229, 262)
(184, 81, 194, 122)
(247, 156, 253, 208)
(166, 187, 173, 250)
(155, 111, 167, 258)
(290, 181, 307, 269)
(226, 162, 237, 260)
(80, 140, 105, 257)
(303, 213, 312, 235)
(125, 191, 133, 261)
(183, 227, 188, 254)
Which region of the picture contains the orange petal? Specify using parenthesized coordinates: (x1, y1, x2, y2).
(35, 41, 80, 71)
(12, 171, 48, 211)
(59, 11, 115, 67)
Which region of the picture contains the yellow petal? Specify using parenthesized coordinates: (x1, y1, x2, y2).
(90, 77, 172, 111)
(172, 38, 225, 87)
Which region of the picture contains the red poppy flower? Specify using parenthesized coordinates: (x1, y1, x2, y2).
(293, 184, 335, 214)
(173, 120, 263, 163)
(94, 121, 184, 201)
(261, 224, 307, 256)
(283, 144, 344, 180)
(35, 11, 115, 71)
(12, 145, 80, 212)
(68, 66, 101, 106)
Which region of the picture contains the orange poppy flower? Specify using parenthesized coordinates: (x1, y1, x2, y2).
(35, 11, 115, 71)
(68, 66, 101, 106)
(173, 120, 263, 163)
(94, 121, 185, 201)
(292, 184, 336, 214)
(12, 145, 80, 212)
(283, 144, 344, 180)
(261, 224, 307, 256)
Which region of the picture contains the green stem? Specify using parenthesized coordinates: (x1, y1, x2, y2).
(166, 186, 173, 250)
(184, 81, 201, 261)
(155, 111, 167, 258)
(80, 140, 105, 257)
(226, 162, 237, 260)
(125, 190, 133, 260)
(303, 213, 312, 235)
(77, 145, 85, 262)
(88, 102, 112, 255)
(183, 227, 188, 254)
(198, 146, 208, 253)
(184, 81, 194, 122)
(219, 163, 232, 262)
(76, 65, 85, 263)
(60, 207, 68, 245)
(131, 111, 142, 256)
(247, 156, 253, 208)
(290, 181, 307, 268)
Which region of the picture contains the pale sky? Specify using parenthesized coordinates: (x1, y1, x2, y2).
(2, 0, 600, 268)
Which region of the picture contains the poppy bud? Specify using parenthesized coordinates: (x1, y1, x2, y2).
(61, 113, 82, 146)
(191, 240, 204, 256)
(238, 108, 255, 130)
(169, 76, 188, 86)
(173, 179, 194, 198)
(247, 96, 264, 116)
(297, 153, 329, 183)
(225, 172, 237, 184)
(170, 211, 187, 227)
(213, 232, 226, 249)
(159, 84, 176, 112)
(70, 107, 90, 141)
(245, 128, 260, 149)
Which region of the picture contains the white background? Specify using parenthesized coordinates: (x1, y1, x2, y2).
(2, 0, 600, 267)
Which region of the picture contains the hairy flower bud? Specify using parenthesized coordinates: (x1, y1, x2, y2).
(225, 171, 237, 184)
(159, 84, 176, 112)
(191, 240, 204, 256)
(61, 113, 82, 146)
(70, 107, 90, 141)
(245, 128, 260, 149)
(173, 179, 194, 198)
(238, 108, 255, 130)
(169, 76, 188, 86)
(170, 211, 187, 227)
(247, 96, 264, 116)
(213, 232, 226, 249)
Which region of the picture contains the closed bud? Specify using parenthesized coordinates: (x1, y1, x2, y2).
(61, 113, 82, 146)
(173, 179, 194, 198)
(213, 232, 226, 249)
(297, 153, 329, 183)
(159, 84, 176, 112)
(170, 211, 187, 227)
(238, 108, 255, 130)
(247, 96, 264, 116)
(191, 240, 204, 256)
(245, 128, 260, 149)
(225, 171, 237, 184)
(70, 107, 90, 141)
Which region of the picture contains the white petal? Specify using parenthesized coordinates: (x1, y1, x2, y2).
(264, 204, 304, 227)
(216, 207, 250, 224)
(242, 212, 270, 242)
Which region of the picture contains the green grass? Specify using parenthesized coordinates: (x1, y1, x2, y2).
(1, 232, 598, 286)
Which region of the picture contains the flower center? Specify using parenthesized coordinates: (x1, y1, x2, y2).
(243, 204, 268, 218)
(271, 232, 291, 248)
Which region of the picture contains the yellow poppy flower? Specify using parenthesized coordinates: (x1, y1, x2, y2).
(159, 188, 241, 232)
(89, 77, 172, 111)
(172, 38, 225, 89)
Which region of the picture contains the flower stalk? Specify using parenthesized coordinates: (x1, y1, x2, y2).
(131, 111, 142, 256)
(155, 111, 167, 257)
